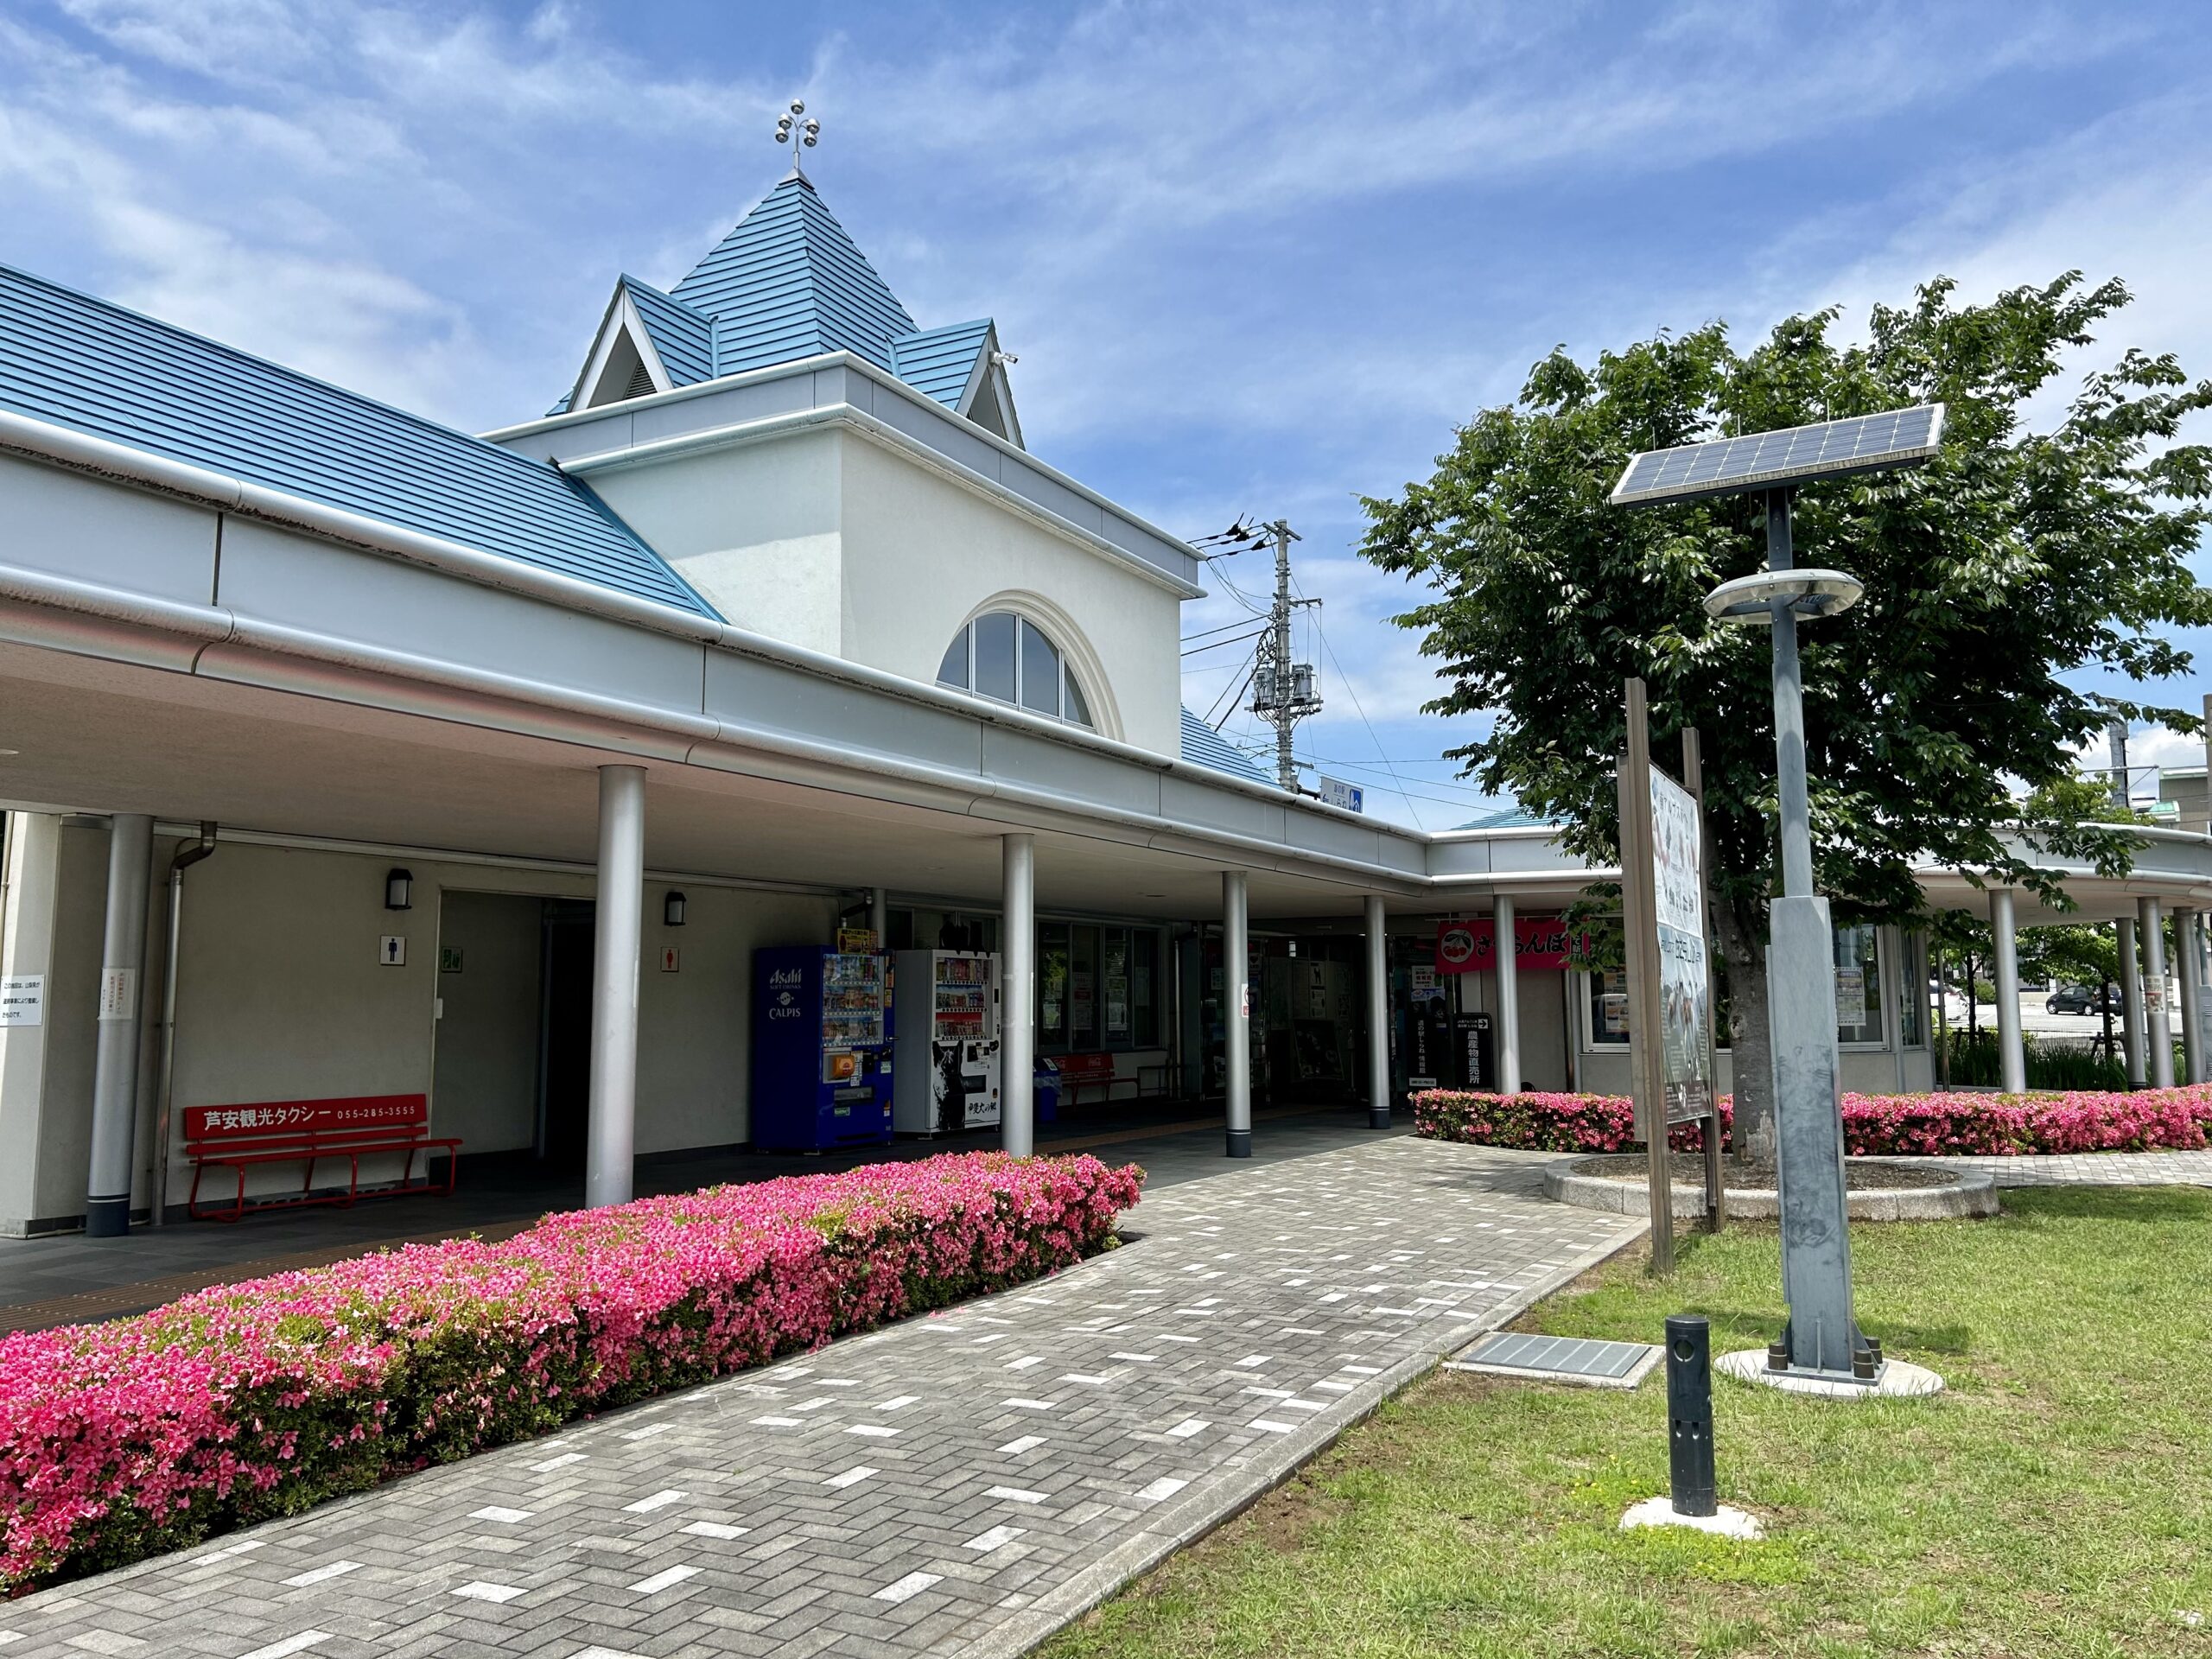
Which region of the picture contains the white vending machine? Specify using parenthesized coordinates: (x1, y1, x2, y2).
(892, 950, 1002, 1135)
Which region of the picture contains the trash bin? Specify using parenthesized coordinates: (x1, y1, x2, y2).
(1034, 1059, 1061, 1126)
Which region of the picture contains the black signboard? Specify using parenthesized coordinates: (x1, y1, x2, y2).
(1452, 1011, 1496, 1092)
(1405, 994, 1449, 1088)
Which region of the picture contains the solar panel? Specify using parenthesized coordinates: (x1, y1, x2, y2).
(1609, 404, 1945, 507)
(1445, 1331, 1662, 1389)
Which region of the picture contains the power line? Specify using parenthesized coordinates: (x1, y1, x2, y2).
(1181, 627, 1268, 658)
(1306, 753, 1491, 769)
(1211, 563, 1274, 618)
(1300, 754, 1498, 797)
(1205, 650, 1257, 727)
(1180, 615, 1267, 645)
(1312, 615, 1423, 830)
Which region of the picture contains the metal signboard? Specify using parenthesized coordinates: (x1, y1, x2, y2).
(1649, 766, 1715, 1126)
(1616, 678, 1726, 1275)
(1317, 775, 1364, 813)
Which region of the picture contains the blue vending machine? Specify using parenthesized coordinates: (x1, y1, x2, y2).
(752, 947, 894, 1151)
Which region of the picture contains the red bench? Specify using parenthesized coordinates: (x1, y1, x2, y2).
(184, 1095, 461, 1223)
(1054, 1052, 1168, 1108)
(1054, 1052, 1119, 1108)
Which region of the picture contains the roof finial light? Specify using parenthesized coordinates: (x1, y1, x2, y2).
(774, 100, 822, 178)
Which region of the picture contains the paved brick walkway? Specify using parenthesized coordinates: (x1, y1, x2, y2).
(1927, 1148, 2212, 1187)
(0, 1133, 1641, 1659)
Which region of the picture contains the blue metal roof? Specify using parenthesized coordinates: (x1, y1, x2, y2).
(673, 174, 918, 378)
(0, 261, 719, 620)
(623, 275, 714, 387)
(1457, 804, 1556, 830)
(1179, 708, 1277, 788)
(891, 319, 992, 411)
(892, 321, 991, 410)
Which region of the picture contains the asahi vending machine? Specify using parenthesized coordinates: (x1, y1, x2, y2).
(891, 950, 1001, 1135)
(751, 946, 894, 1150)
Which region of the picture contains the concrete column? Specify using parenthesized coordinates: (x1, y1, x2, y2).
(2175, 906, 2205, 1084)
(84, 813, 153, 1237)
(1223, 871, 1251, 1158)
(587, 766, 645, 1209)
(1363, 896, 1389, 1129)
(868, 887, 889, 947)
(2141, 895, 2175, 1089)
(2118, 916, 2146, 1086)
(1988, 888, 2026, 1096)
(1000, 835, 1035, 1156)
(1494, 892, 1522, 1096)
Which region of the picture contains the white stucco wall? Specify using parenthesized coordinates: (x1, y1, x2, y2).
(578, 428, 1185, 758)
(142, 841, 839, 1208)
(586, 430, 845, 658)
(835, 436, 1183, 754)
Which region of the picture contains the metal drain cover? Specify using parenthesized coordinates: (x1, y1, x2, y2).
(1446, 1331, 1661, 1389)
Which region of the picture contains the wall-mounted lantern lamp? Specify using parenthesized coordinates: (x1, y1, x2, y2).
(664, 890, 688, 927)
(385, 868, 413, 911)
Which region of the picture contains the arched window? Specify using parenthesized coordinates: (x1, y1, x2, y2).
(938, 613, 1094, 728)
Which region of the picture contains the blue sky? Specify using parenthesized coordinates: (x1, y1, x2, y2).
(3, 1, 2209, 825)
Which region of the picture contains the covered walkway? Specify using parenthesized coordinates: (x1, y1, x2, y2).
(0, 1100, 1365, 1335)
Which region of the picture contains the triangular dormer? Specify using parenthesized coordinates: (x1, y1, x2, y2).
(889, 318, 1023, 447)
(958, 328, 1023, 449)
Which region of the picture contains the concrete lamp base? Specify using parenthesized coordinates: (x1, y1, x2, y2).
(1619, 1497, 1765, 1540)
(1716, 1349, 1945, 1400)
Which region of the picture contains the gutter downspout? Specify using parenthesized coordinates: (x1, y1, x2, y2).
(149, 822, 217, 1229)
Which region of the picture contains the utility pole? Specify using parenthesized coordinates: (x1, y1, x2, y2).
(1249, 518, 1321, 791)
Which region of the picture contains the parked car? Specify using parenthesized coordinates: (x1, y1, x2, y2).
(2045, 984, 2118, 1015)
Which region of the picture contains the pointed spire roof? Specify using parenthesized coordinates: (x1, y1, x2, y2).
(550, 173, 1020, 442)
(672, 174, 918, 378)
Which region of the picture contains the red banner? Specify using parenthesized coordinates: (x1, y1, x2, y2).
(1434, 917, 1595, 976)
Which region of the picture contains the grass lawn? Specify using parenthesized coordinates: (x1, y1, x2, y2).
(1044, 1187, 2212, 1658)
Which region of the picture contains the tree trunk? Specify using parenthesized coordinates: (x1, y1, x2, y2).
(1713, 901, 1774, 1163)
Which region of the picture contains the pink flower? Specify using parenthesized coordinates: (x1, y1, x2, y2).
(0, 1152, 1143, 1594)
(1414, 1083, 2212, 1160)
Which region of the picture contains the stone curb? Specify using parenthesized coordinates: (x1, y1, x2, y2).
(964, 1213, 1649, 1659)
(1541, 1158, 1999, 1221)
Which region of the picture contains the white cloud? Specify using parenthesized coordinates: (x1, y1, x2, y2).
(3, 0, 2208, 835)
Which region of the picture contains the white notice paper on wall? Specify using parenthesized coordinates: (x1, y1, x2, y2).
(0, 975, 42, 1027)
(98, 967, 137, 1021)
(1834, 967, 1867, 1024)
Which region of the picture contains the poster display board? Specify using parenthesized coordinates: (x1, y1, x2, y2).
(1616, 678, 1726, 1275)
(1649, 766, 1716, 1125)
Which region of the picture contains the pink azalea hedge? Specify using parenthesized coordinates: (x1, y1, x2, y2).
(1414, 1084, 2212, 1158)
(1413, 1090, 1731, 1154)
(1834, 1086, 2212, 1156)
(0, 1151, 1141, 1594)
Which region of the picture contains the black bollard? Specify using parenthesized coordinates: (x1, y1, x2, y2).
(1666, 1315, 1717, 1517)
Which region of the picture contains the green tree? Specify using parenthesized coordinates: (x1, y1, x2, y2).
(1360, 274, 2209, 1152)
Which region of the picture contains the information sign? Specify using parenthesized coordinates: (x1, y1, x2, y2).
(1649, 766, 1715, 1124)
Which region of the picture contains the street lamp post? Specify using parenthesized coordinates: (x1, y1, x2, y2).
(1707, 493, 1874, 1380)
(1610, 404, 1948, 1389)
